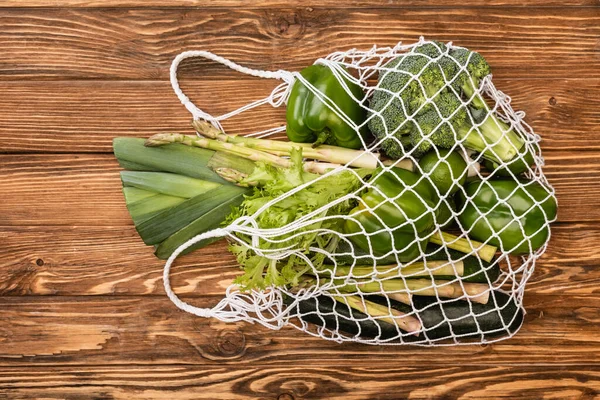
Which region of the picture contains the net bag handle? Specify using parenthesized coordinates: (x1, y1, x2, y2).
(170, 50, 296, 129)
(164, 51, 298, 323)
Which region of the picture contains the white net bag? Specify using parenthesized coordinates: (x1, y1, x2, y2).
(163, 38, 557, 346)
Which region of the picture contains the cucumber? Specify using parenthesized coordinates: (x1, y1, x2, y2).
(286, 291, 523, 342)
(327, 243, 499, 283)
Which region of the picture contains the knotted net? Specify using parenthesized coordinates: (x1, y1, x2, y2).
(163, 38, 557, 346)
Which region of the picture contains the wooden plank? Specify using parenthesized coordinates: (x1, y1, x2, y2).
(0, 365, 599, 400)
(0, 8, 599, 80)
(0, 78, 597, 153)
(0, 151, 596, 226)
(0, 223, 597, 297)
(0, 294, 598, 366)
(2, 0, 597, 7)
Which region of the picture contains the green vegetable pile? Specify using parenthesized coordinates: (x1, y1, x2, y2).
(113, 40, 557, 341)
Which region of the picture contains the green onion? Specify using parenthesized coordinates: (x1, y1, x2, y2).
(114, 137, 227, 183)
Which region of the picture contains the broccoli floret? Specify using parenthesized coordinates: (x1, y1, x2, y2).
(380, 132, 413, 159)
(368, 42, 453, 158)
(409, 100, 456, 157)
(448, 48, 491, 110)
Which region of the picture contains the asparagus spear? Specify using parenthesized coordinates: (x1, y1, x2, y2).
(332, 295, 422, 335)
(317, 260, 464, 280)
(430, 231, 496, 263)
(293, 277, 420, 334)
(145, 133, 344, 174)
(192, 119, 385, 169)
(338, 278, 490, 305)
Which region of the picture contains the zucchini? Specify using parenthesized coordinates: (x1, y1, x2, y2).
(286, 291, 522, 342)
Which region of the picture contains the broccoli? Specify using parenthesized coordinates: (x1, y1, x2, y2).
(368, 41, 452, 158)
(435, 88, 524, 164)
(368, 42, 526, 163)
(408, 102, 456, 157)
(449, 48, 491, 110)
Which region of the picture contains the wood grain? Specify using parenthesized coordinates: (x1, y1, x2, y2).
(1, 151, 596, 226)
(0, 294, 598, 366)
(0, 1, 598, 397)
(0, 224, 598, 297)
(0, 8, 599, 80)
(0, 365, 598, 400)
(4, 0, 598, 7)
(0, 78, 597, 153)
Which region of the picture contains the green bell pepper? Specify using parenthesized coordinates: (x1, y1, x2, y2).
(286, 64, 369, 149)
(343, 168, 437, 260)
(457, 179, 557, 254)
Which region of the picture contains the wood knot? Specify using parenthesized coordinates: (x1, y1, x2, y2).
(265, 11, 305, 40)
(35, 258, 44, 267)
(215, 329, 246, 357)
(278, 19, 290, 34)
(277, 394, 295, 400)
(548, 97, 557, 106)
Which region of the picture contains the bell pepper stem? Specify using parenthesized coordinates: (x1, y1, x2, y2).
(312, 130, 331, 148)
(430, 231, 497, 263)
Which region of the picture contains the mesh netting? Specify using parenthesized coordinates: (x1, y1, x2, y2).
(163, 38, 557, 346)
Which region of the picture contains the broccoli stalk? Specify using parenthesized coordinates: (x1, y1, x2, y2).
(447, 48, 525, 163)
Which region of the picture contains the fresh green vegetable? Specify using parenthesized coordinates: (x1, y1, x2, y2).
(114, 137, 257, 259)
(368, 42, 449, 158)
(192, 120, 380, 169)
(135, 185, 248, 245)
(121, 171, 220, 199)
(154, 189, 248, 259)
(286, 65, 369, 149)
(286, 291, 523, 341)
(435, 195, 456, 229)
(226, 148, 368, 290)
(114, 137, 251, 183)
(418, 149, 467, 195)
(343, 167, 497, 261)
(331, 276, 490, 304)
(125, 192, 186, 225)
(318, 259, 463, 280)
(332, 295, 422, 334)
(483, 144, 536, 176)
(457, 179, 557, 254)
(325, 242, 499, 283)
(122, 187, 157, 204)
(343, 167, 436, 260)
(368, 42, 529, 165)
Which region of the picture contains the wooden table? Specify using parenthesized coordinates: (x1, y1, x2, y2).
(1, 1, 599, 398)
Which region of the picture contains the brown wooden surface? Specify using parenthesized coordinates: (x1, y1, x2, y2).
(1, 1, 599, 399)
